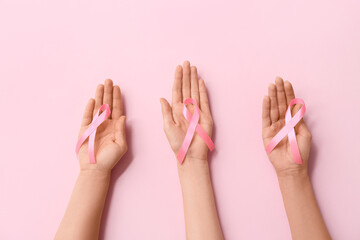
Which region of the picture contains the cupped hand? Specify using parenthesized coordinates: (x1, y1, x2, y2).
(262, 77, 312, 177)
(160, 61, 213, 162)
(78, 79, 127, 172)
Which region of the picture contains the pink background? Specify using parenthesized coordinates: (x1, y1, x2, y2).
(1, 0, 359, 239)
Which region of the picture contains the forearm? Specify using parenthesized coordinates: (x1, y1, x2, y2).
(55, 170, 111, 240)
(277, 172, 331, 240)
(177, 157, 223, 240)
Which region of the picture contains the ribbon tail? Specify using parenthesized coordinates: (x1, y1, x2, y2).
(288, 128, 302, 164)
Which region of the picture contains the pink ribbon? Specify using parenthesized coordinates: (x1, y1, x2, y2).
(265, 98, 306, 164)
(176, 98, 215, 164)
(75, 104, 111, 164)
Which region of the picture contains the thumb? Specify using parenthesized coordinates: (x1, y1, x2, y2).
(160, 98, 174, 126)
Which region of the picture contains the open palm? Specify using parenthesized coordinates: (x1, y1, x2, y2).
(160, 61, 213, 162)
(78, 79, 127, 172)
(262, 77, 312, 176)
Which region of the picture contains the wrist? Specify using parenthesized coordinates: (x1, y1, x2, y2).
(276, 166, 308, 179)
(177, 157, 210, 179)
(79, 169, 111, 180)
(177, 157, 209, 170)
(277, 168, 309, 187)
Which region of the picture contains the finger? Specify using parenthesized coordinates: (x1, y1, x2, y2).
(190, 66, 200, 105)
(114, 116, 127, 150)
(262, 96, 271, 129)
(93, 84, 104, 116)
(182, 61, 191, 101)
(268, 83, 279, 123)
(275, 77, 287, 118)
(172, 65, 182, 106)
(81, 98, 95, 127)
(103, 79, 113, 118)
(112, 85, 123, 119)
(284, 81, 296, 106)
(160, 98, 175, 126)
(199, 79, 211, 115)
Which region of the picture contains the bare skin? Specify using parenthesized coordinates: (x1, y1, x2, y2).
(262, 77, 331, 240)
(55, 79, 127, 240)
(160, 61, 224, 240)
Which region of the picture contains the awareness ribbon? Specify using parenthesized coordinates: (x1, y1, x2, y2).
(176, 98, 215, 164)
(75, 104, 111, 164)
(265, 98, 306, 164)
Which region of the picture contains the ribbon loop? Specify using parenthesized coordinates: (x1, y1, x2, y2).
(176, 98, 215, 164)
(75, 104, 111, 164)
(265, 98, 306, 164)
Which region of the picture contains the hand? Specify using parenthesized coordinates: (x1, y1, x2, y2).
(160, 61, 213, 162)
(262, 77, 312, 177)
(77, 79, 127, 173)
